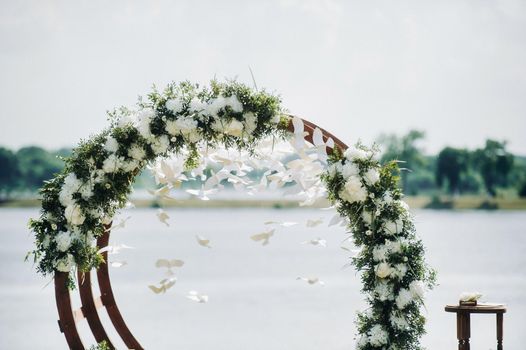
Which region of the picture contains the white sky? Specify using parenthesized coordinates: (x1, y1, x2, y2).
(1, 0, 525, 154)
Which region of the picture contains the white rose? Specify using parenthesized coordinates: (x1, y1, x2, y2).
(363, 168, 380, 186)
(102, 154, 121, 173)
(368, 324, 389, 346)
(56, 254, 75, 272)
(120, 159, 139, 173)
(375, 262, 392, 279)
(372, 245, 389, 262)
(225, 119, 244, 137)
(128, 144, 146, 161)
(79, 183, 93, 200)
(104, 136, 119, 153)
(225, 95, 243, 113)
(339, 176, 367, 203)
(151, 135, 170, 155)
(384, 219, 404, 235)
(390, 313, 409, 330)
(342, 162, 359, 178)
(356, 335, 369, 348)
(54, 231, 72, 252)
(42, 236, 51, 249)
(374, 281, 394, 301)
(166, 98, 184, 114)
(64, 204, 85, 225)
(395, 288, 414, 309)
(136, 109, 154, 140)
(391, 263, 408, 280)
(344, 146, 367, 161)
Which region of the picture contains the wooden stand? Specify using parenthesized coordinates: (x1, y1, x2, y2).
(445, 303, 506, 350)
(53, 116, 348, 349)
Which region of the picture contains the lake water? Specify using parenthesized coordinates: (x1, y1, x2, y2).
(0, 208, 525, 349)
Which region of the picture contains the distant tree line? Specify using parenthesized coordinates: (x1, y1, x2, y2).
(0, 146, 71, 199)
(1, 136, 526, 200)
(377, 131, 526, 198)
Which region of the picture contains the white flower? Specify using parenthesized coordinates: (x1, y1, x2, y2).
(128, 144, 146, 161)
(391, 263, 408, 280)
(363, 168, 380, 186)
(398, 200, 410, 212)
(374, 281, 394, 301)
(368, 324, 388, 346)
(104, 136, 119, 153)
(243, 112, 258, 135)
(225, 119, 244, 137)
(166, 97, 184, 114)
(165, 116, 198, 139)
(395, 288, 414, 309)
(385, 239, 402, 254)
(375, 262, 392, 279)
(384, 219, 404, 235)
(390, 313, 409, 330)
(64, 204, 85, 226)
(151, 135, 170, 155)
(342, 162, 359, 178)
(102, 154, 121, 173)
(54, 231, 72, 252)
(372, 245, 389, 262)
(339, 176, 367, 203)
(206, 96, 227, 116)
(409, 280, 426, 300)
(344, 146, 367, 161)
(327, 163, 342, 177)
(136, 109, 155, 140)
(58, 173, 82, 207)
(225, 95, 243, 113)
(189, 98, 206, 113)
(271, 113, 281, 124)
(120, 159, 140, 173)
(56, 254, 75, 272)
(79, 182, 93, 200)
(356, 335, 369, 348)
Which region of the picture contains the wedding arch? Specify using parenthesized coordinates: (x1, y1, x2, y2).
(29, 81, 435, 349)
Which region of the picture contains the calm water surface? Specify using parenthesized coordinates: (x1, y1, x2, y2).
(0, 208, 525, 349)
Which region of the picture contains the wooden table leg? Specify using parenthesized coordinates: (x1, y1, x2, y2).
(457, 312, 471, 350)
(497, 313, 503, 350)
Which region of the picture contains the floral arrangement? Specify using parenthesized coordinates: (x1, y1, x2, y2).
(322, 146, 436, 349)
(28, 80, 285, 288)
(28, 80, 435, 348)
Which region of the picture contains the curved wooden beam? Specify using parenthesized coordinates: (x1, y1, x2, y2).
(55, 271, 85, 349)
(77, 270, 115, 348)
(285, 115, 349, 153)
(97, 227, 144, 350)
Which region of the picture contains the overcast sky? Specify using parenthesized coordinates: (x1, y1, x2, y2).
(1, 0, 525, 154)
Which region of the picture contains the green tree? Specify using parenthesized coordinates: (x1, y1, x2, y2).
(436, 147, 469, 194)
(0, 147, 20, 198)
(377, 130, 427, 194)
(473, 140, 514, 196)
(16, 146, 64, 190)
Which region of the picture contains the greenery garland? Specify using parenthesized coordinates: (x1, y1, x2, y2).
(322, 146, 436, 349)
(28, 80, 435, 348)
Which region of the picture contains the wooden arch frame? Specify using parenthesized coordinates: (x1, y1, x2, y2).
(54, 116, 349, 349)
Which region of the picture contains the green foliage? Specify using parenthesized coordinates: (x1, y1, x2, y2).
(473, 140, 514, 196)
(16, 146, 66, 190)
(377, 130, 427, 195)
(436, 147, 469, 194)
(88, 341, 110, 350)
(0, 147, 20, 198)
(322, 145, 436, 349)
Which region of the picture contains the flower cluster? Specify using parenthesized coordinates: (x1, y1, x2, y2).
(322, 145, 436, 349)
(28, 80, 285, 286)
